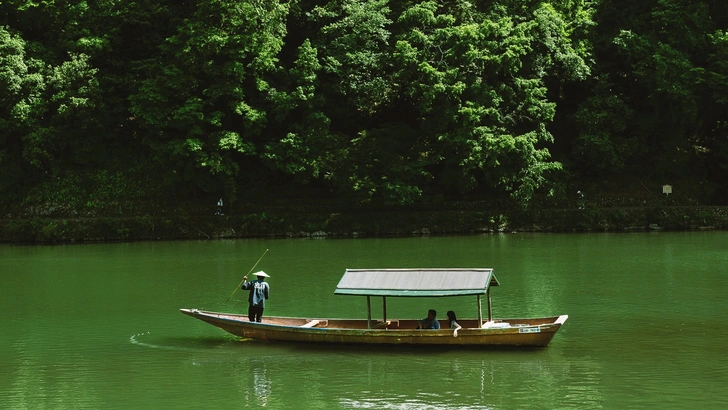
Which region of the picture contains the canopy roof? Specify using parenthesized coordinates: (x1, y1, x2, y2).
(334, 268, 499, 297)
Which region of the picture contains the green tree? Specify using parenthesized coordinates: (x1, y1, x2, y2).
(0, 26, 39, 202)
(129, 0, 291, 196)
(275, 0, 592, 206)
(263, 39, 334, 179)
(572, 0, 728, 201)
(302, 0, 423, 204)
(387, 1, 590, 205)
(0, 25, 102, 204)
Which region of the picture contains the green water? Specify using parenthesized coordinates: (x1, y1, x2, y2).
(1, 232, 727, 409)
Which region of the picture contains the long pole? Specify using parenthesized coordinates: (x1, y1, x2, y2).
(226, 249, 269, 302)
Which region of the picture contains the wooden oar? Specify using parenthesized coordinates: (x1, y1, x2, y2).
(226, 249, 269, 302)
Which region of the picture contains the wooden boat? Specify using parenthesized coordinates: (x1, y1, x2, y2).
(181, 268, 568, 347)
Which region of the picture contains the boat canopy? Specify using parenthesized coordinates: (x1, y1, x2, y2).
(334, 268, 499, 297)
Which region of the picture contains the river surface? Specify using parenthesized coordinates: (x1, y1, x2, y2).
(1, 232, 727, 409)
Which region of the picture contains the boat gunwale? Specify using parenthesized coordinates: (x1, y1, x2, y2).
(180, 309, 566, 334)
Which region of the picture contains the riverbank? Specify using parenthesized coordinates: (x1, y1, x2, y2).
(1, 204, 726, 243)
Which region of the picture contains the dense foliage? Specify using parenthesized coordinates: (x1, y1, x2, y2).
(1, 0, 727, 212)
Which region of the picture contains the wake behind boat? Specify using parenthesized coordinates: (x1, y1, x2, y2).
(181, 268, 568, 347)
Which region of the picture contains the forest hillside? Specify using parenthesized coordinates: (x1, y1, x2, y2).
(2, 1, 727, 232)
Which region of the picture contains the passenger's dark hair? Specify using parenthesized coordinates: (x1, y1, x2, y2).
(428, 309, 437, 317)
(446, 310, 457, 324)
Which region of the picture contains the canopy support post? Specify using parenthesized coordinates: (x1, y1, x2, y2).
(382, 296, 387, 323)
(487, 288, 493, 321)
(477, 295, 483, 325)
(366, 296, 372, 329)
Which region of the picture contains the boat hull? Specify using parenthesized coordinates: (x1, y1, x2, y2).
(180, 309, 568, 347)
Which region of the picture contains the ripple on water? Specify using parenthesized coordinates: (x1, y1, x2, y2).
(128, 331, 242, 352)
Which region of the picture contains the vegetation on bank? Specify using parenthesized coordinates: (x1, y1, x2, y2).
(2, 1, 728, 216)
(2, 1, 727, 242)
(2, 194, 727, 243)
(3, 206, 727, 243)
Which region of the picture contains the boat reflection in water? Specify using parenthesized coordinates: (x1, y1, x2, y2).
(250, 360, 271, 407)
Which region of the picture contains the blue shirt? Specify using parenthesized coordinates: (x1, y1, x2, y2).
(242, 279, 269, 308)
(419, 317, 440, 329)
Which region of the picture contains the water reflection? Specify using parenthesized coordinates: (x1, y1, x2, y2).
(171, 340, 606, 409)
(3, 233, 728, 408)
(241, 360, 272, 407)
(339, 397, 494, 409)
(8, 340, 102, 409)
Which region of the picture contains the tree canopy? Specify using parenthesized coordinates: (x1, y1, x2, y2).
(1, 0, 727, 210)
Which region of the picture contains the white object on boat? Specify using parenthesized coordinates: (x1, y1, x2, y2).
(482, 321, 511, 329)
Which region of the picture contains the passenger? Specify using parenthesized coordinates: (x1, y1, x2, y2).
(416, 309, 440, 329)
(447, 310, 462, 338)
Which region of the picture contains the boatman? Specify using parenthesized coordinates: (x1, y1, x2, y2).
(241, 271, 270, 322)
(416, 309, 440, 329)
